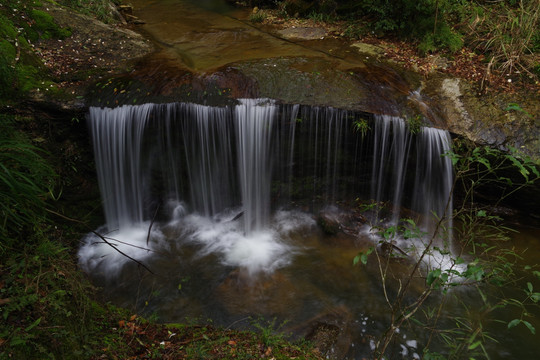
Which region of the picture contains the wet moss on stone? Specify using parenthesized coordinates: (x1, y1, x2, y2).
(30, 9, 72, 39)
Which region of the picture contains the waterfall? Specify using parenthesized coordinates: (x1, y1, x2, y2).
(83, 100, 454, 273)
(412, 127, 454, 233)
(88, 104, 153, 231)
(235, 99, 277, 233)
(370, 115, 413, 224)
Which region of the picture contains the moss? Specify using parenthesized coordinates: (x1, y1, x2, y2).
(30, 9, 71, 39)
(0, 39, 16, 61)
(0, 13, 18, 39)
(15, 63, 52, 93)
(0, 42, 16, 100)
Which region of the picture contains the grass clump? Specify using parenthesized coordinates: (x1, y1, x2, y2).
(0, 116, 56, 249)
(464, 0, 539, 77)
(249, 10, 268, 23)
(59, 0, 121, 23)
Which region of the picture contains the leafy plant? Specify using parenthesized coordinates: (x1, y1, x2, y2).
(352, 118, 370, 138)
(307, 11, 333, 23)
(343, 22, 366, 39)
(350, 0, 463, 52)
(249, 11, 268, 23)
(406, 114, 424, 134)
(251, 317, 288, 348)
(354, 141, 540, 359)
(505, 102, 533, 119)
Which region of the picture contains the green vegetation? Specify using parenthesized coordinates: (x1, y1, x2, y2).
(352, 118, 370, 138)
(464, 0, 539, 77)
(0, 116, 56, 252)
(0, 114, 98, 358)
(59, 0, 121, 23)
(30, 9, 72, 40)
(249, 10, 268, 23)
(405, 114, 424, 134)
(259, 0, 539, 81)
(0, 1, 68, 102)
(354, 142, 540, 359)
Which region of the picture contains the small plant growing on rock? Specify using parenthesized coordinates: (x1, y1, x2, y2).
(249, 11, 267, 23)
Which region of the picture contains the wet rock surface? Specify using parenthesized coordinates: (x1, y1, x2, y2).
(34, 0, 539, 161)
(425, 76, 540, 160)
(291, 305, 355, 359)
(277, 26, 328, 40)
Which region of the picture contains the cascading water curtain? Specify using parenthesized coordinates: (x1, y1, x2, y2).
(83, 101, 454, 273)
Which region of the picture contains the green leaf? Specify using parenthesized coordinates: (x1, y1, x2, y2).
(505, 103, 522, 112)
(522, 320, 536, 335)
(507, 319, 520, 329)
(25, 317, 41, 332)
(468, 340, 482, 350)
(465, 265, 484, 281)
(531, 293, 540, 303)
(527, 282, 533, 293)
(360, 253, 368, 265)
(10, 337, 27, 346)
(353, 252, 368, 265)
(506, 155, 530, 181)
(476, 210, 486, 217)
(427, 269, 441, 286)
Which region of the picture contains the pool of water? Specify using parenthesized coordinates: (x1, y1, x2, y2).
(79, 206, 540, 359)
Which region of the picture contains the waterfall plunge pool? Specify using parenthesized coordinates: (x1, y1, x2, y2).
(78, 100, 539, 359)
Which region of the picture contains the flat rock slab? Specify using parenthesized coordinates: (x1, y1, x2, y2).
(277, 27, 327, 40)
(351, 42, 386, 57)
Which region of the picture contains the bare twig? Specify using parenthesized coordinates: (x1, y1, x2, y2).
(147, 201, 161, 246)
(45, 208, 155, 275)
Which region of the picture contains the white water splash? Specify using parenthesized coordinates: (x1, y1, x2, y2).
(78, 222, 164, 275)
(179, 209, 315, 275)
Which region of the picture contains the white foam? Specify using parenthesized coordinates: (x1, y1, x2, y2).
(364, 222, 468, 285)
(178, 211, 304, 275)
(79, 209, 314, 277)
(78, 222, 164, 275)
(273, 209, 316, 234)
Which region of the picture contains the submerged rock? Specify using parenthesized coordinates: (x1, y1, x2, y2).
(317, 206, 367, 238)
(291, 305, 354, 359)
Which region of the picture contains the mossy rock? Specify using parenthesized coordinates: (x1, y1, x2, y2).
(0, 39, 16, 61)
(30, 9, 72, 39)
(0, 13, 18, 39)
